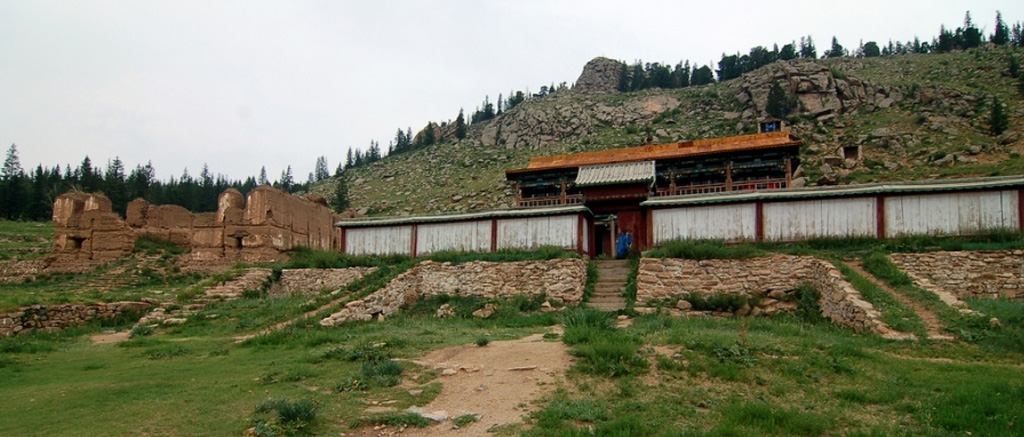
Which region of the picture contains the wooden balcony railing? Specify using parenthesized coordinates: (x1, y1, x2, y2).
(517, 194, 583, 208)
(655, 178, 788, 197)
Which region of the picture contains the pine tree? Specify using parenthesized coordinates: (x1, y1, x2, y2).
(990, 96, 1009, 135)
(279, 166, 294, 192)
(961, 11, 982, 49)
(314, 156, 330, 181)
(104, 157, 128, 215)
(765, 82, 794, 118)
(258, 166, 269, 185)
(455, 108, 467, 140)
(823, 36, 846, 58)
(331, 175, 349, 212)
(1, 144, 27, 219)
(799, 36, 817, 59)
(992, 11, 1010, 45)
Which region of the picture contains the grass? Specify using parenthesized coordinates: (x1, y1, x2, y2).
(3, 224, 1024, 435)
(526, 313, 1024, 436)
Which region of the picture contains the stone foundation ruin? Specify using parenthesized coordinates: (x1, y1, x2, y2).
(52, 186, 344, 265)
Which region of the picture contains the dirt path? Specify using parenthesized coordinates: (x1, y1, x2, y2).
(351, 328, 571, 437)
(848, 261, 953, 341)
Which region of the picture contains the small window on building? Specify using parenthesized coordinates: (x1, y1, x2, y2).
(71, 237, 85, 250)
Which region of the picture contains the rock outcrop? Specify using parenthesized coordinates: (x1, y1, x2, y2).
(736, 59, 902, 121)
(574, 57, 623, 93)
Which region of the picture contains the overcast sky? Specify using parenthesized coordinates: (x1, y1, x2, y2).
(2, 1, 1022, 183)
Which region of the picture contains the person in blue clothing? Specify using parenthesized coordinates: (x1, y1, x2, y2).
(616, 229, 632, 258)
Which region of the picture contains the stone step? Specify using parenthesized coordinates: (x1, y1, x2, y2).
(588, 301, 627, 311)
(589, 296, 626, 302)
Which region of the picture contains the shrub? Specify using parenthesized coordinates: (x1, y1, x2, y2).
(253, 398, 318, 435)
(475, 336, 490, 347)
(794, 283, 826, 324)
(360, 359, 403, 387)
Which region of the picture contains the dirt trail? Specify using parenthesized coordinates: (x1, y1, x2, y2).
(847, 261, 953, 341)
(351, 329, 571, 437)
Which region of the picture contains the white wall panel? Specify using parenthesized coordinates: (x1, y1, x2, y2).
(417, 220, 492, 255)
(763, 197, 877, 240)
(885, 190, 1018, 236)
(497, 215, 577, 250)
(345, 226, 412, 255)
(651, 204, 757, 243)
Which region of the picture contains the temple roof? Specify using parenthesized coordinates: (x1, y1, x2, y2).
(575, 161, 655, 187)
(506, 131, 800, 177)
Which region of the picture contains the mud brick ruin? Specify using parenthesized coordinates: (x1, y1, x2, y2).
(52, 186, 343, 264)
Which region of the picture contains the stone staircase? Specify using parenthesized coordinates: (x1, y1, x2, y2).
(588, 259, 630, 312)
(203, 268, 275, 300)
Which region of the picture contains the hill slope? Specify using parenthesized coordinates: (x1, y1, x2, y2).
(312, 48, 1024, 217)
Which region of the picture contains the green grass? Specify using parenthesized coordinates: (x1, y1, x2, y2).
(0, 220, 52, 261)
(526, 313, 1024, 436)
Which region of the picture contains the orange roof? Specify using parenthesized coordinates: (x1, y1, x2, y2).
(506, 131, 800, 176)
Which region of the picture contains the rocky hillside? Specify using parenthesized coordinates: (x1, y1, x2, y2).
(311, 47, 1024, 217)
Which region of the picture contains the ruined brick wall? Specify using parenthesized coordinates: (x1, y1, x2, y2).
(0, 302, 151, 337)
(890, 251, 1024, 300)
(636, 256, 888, 333)
(320, 258, 587, 325)
(52, 192, 135, 262)
(52, 186, 343, 265)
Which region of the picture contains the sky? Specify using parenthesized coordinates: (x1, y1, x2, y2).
(2, 1, 1022, 183)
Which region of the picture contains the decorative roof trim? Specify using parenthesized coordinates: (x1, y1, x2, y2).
(335, 205, 591, 228)
(641, 176, 1024, 207)
(575, 161, 655, 187)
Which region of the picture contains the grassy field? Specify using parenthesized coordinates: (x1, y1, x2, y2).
(2, 223, 1023, 435)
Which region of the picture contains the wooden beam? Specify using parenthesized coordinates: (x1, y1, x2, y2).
(876, 196, 887, 239)
(755, 202, 764, 241)
(577, 214, 585, 256)
(646, 208, 654, 249)
(339, 228, 346, 254)
(726, 162, 733, 191)
(1019, 189, 1024, 231)
(785, 157, 792, 187)
(491, 218, 499, 253)
(410, 224, 418, 258)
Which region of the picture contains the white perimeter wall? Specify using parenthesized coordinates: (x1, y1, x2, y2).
(417, 220, 492, 255)
(885, 190, 1019, 237)
(345, 226, 412, 255)
(497, 215, 578, 250)
(652, 204, 757, 243)
(764, 197, 877, 240)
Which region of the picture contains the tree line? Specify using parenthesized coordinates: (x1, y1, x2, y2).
(0, 145, 357, 221)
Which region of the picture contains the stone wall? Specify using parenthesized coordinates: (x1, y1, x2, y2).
(278, 267, 378, 296)
(0, 301, 151, 337)
(890, 250, 1024, 300)
(52, 186, 344, 266)
(320, 258, 587, 326)
(636, 255, 889, 333)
